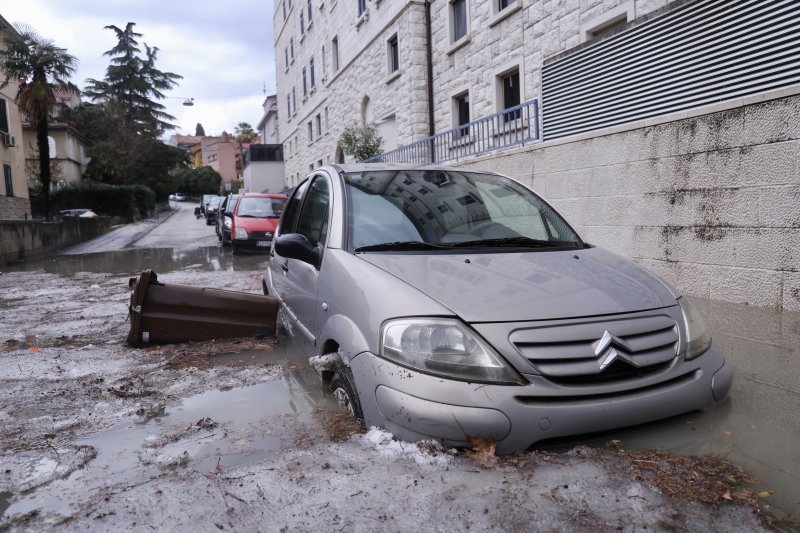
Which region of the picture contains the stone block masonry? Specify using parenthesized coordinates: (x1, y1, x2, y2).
(458, 93, 800, 311)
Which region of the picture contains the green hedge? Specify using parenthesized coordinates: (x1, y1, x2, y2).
(31, 182, 156, 222)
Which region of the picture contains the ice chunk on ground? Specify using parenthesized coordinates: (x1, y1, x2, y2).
(358, 427, 455, 467)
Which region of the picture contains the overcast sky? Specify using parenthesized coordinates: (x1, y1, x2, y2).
(2, 0, 276, 137)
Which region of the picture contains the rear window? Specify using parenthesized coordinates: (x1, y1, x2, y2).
(236, 197, 286, 218)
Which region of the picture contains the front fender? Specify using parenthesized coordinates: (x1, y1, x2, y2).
(317, 313, 370, 362)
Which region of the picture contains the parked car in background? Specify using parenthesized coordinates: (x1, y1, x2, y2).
(216, 193, 241, 247)
(204, 196, 222, 226)
(230, 193, 287, 254)
(264, 164, 733, 453)
(175, 192, 187, 201)
(200, 194, 215, 215)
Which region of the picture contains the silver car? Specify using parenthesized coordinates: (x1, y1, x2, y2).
(264, 164, 732, 453)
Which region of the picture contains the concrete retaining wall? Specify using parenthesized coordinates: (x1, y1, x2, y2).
(0, 217, 111, 264)
(457, 92, 800, 311)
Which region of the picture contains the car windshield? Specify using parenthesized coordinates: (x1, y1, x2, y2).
(343, 170, 584, 251)
(236, 197, 285, 218)
(224, 195, 240, 215)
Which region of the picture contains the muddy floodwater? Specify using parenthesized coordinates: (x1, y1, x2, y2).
(1, 242, 798, 529)
(3, 246, 266, 276)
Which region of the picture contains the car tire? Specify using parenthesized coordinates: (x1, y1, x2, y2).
(330, 366, 364, 420)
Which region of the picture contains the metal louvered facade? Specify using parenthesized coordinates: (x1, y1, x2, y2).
(541, 0, 800, 139)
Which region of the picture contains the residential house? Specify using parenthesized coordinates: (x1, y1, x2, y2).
(0, 14, 30, 220)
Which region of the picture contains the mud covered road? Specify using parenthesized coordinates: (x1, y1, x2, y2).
(0, 204, 793, 531)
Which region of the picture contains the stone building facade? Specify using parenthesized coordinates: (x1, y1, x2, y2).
(273, 0, 676, 182)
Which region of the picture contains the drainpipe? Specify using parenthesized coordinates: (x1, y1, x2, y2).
(425, 0, 435, 162)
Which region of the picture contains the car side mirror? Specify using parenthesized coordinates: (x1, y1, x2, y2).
(275, 233, 322, 268)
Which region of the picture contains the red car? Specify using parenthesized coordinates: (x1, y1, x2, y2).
(230, 193, 288, 254)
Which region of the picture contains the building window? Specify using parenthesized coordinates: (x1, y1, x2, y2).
(358, 0, 366, 16)
(332, 37, 339, 72)
(387, 34, 399, 73)
(325, 107, 329, 131)
(308, 121, 313, 143)
(450, 0, 468, 42)
(497, 0, 513, 11)
(282, 0, 287, 19)
(580, 3, 633, 42)
(0, 99, 8, 133)
(284, 47, 289, 70)
(292, 87, 297, 114)
(3, 164, 12, 197)
(287, 94, 291, 116)
(315, 113, 322, 137)
(500, 68, 520, 121)
(322, 45, 327, 77)
(453, 92, 470, 136)
(310, 56, 316, 87)
(308, 0, 313, 22)
(290, 38, 295, 60)
(303, 67, 308, 96)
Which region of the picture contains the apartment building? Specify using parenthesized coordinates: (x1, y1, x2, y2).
(0, 15, 30, 220)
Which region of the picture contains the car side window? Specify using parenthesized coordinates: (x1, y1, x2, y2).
(279, 179, 310, 235)
(296, 176, 330, 246)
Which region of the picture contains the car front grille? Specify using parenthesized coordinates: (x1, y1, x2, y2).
(247, 231, 272, 240)
(509, 314, 679, 384)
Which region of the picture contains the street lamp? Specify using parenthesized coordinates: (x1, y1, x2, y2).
(182, 98, 195, 106)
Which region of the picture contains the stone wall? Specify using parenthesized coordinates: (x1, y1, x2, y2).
(457, 91, 800, 310)
(0, 196, 31, 220)
(0, 217, 111, 264)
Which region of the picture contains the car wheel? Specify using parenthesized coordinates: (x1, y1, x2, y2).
(330, 366, 363, 420)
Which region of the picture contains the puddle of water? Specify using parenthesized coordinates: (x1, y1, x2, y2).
(3, 363, 342, 521)
(0, 492, 10, 517)
(2, 246, 266, 275)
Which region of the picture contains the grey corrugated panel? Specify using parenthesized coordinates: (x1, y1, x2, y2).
(545, 47, 799, 123)
(546, 72, 800, 138)
(543, 10, 796, 107)
(541, 0, 800, 139)
(543, 0, 787, 83)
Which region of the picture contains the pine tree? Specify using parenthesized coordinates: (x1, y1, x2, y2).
(195, 123, 205, 136)
(84, 22, 181, 136)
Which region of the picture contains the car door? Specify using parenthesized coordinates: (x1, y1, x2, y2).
(270, 175, 330, 342)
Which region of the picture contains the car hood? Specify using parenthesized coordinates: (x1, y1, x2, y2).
(358, 247, 678, 322)
(234, 217, 280, 232)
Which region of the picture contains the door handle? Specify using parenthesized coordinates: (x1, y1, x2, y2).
(281, 261, 289, 272)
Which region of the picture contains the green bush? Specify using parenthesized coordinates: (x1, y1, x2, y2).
(32, 182, 156, 222)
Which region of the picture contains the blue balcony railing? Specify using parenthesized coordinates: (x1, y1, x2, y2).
(365, 99, 539, 164)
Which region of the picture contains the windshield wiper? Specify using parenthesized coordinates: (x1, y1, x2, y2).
(449, 237, 579, 249)
(355, 241, 451, 252)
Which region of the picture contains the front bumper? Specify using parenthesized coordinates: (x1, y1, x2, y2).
(349, 344, 732, 453)
(233, 236, 273, 252)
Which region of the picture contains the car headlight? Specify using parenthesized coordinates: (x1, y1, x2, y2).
(223, 216, 232, 229)
(381, 318, 524, 384)
(234, 227, 248, 239)
(678, 297, 712, 359)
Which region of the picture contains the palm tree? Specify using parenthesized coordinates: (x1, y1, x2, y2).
(0, 24, 78, 219)
(234, 122, 258, 179)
